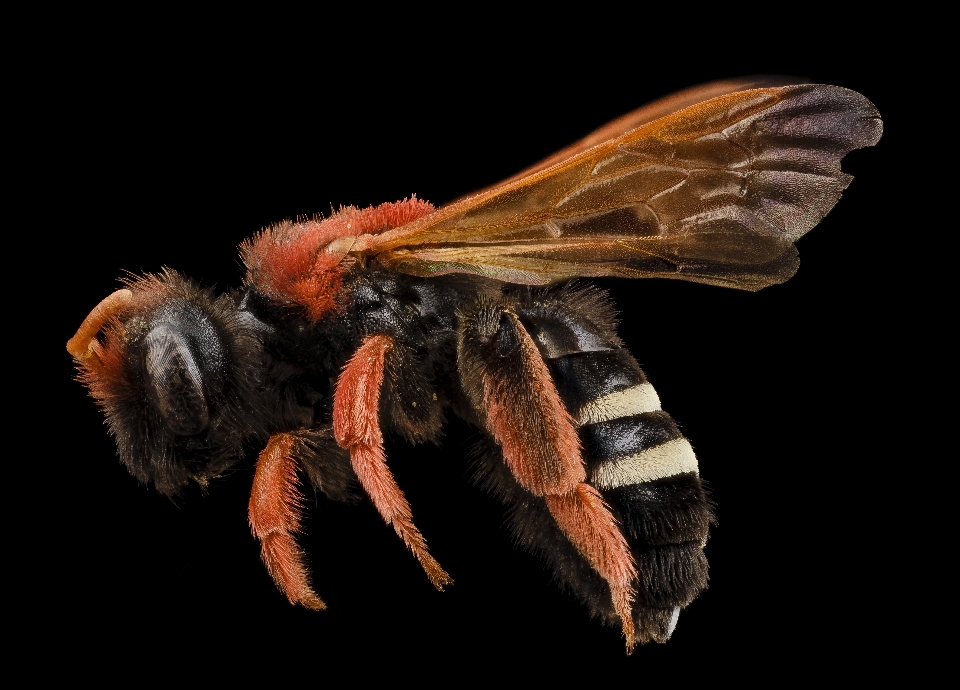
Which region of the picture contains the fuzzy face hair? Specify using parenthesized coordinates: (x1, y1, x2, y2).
(78, 270, 269, 495)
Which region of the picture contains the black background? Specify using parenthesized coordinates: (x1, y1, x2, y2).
(38, 11, 914, 681)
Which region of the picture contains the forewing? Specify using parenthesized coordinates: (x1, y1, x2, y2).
(497, 75, 810, 186)
(359, 84, 882, 290)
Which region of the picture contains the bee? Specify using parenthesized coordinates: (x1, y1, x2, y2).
(68, 78, 881, 652)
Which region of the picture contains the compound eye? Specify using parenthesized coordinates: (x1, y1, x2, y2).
(144, 323, 210, 436)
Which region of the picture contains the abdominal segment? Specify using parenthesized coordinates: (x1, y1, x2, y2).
(470, 284, 714, 644)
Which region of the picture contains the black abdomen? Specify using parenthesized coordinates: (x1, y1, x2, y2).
(520, 287, 715, 643)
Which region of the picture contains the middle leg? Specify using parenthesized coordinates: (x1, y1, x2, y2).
(333, 333, 452, 590)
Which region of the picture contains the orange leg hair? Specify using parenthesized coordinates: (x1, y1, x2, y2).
(333, 334, 452, 590)
(248, 433, 325, 610)
(481, 312, 637, 652)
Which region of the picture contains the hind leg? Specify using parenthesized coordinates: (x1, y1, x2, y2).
(458, 301, 637, 651)
(460, 286, 713, 647)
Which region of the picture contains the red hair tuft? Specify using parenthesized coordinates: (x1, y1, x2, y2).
(242, 197, 434, 321)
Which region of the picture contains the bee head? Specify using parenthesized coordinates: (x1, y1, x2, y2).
(69, 269, 268, 495)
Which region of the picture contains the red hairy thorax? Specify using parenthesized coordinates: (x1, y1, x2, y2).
(241, 197, 435, 321)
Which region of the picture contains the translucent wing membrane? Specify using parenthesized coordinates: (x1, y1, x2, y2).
(359, 85, 882, 290)
(497, 75, 809, 185)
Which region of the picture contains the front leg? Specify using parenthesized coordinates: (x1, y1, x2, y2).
(459, 303, 637, 652)
(249, 432, 326, 610)
(333, 334, 452, 590)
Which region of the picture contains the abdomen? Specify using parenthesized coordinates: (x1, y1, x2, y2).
(470, 284, 715, 643)
(551, 346, 713, 641)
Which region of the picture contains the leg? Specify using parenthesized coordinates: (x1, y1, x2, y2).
(249, 433, 325, 610)
(459, 305, 637, 651)
(461, 285, 713, 649)
(333, 334, 452, 589)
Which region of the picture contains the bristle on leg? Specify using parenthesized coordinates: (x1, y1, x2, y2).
(461, 303, 638, 652)
(545, 484, 637, 653)
(249, 433, 326, 610)
(333, 335, 452, 589)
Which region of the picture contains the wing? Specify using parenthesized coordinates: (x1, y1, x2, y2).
(352, 84, 882, 291)
(496, 75, 811, 186)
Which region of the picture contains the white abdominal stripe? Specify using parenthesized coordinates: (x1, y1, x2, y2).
(590, 438, 698, 489)
(577, 382, 662, 426)
(577, 383, 699, 489)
